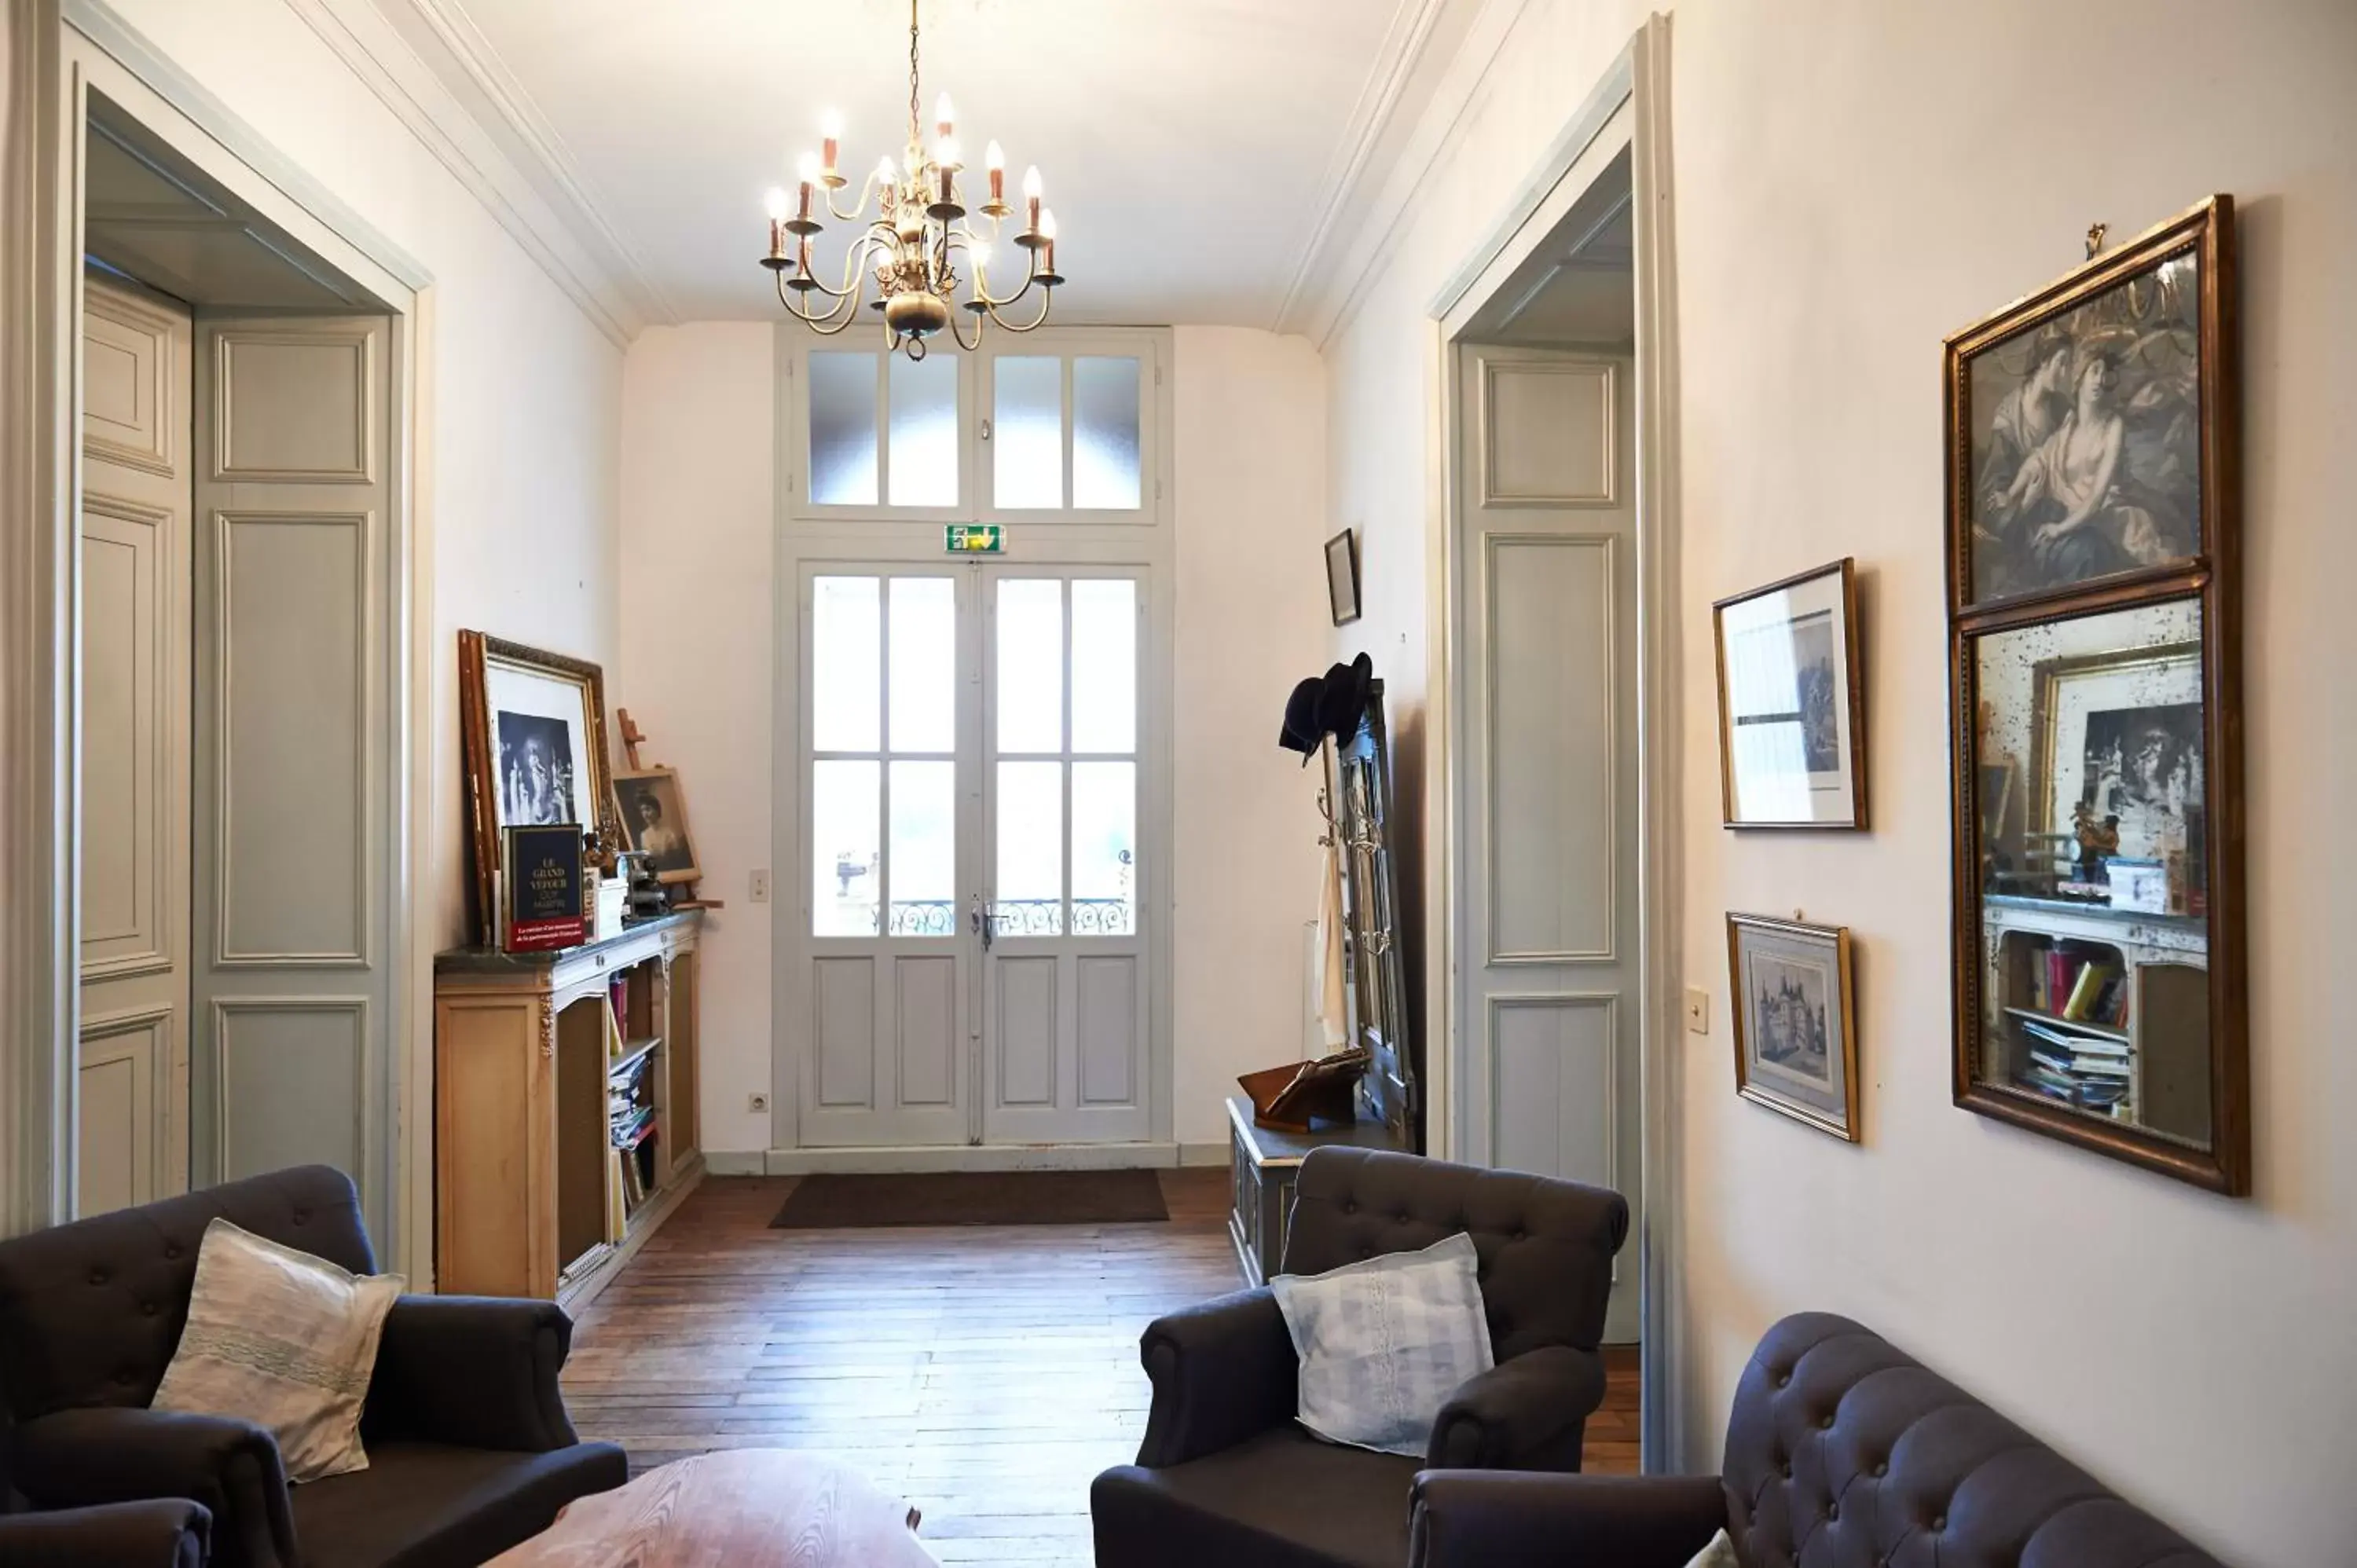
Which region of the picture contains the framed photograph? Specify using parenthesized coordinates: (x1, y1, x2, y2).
(460, 631, 618, 943)
(1325, 528, 1361, 626)
(613, 767, 701, 885)
(1728, 914, 1859, 1142)
(1711, 559, 1866, 829)
(2031, 639, 2205, 898)
(1945, 196, 2234, 614)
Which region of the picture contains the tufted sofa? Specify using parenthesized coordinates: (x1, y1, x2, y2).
(0, 1165, 627, 1568)
(1406, 1312, 2226, 1568)
(1091, 1146, 1629, 1568)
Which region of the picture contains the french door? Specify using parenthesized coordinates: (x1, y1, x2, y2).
(798, 562, 1151, 1146)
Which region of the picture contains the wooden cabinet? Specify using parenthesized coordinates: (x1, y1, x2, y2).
(1226, 1095, 1404, 1287)
(435, 912, 703, 1309)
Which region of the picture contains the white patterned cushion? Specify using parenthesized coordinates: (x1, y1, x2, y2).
(151, 1218, 403, 1482)
(1685, 1529, 1742, 1567)
(1269, 1231, 1494, 1456)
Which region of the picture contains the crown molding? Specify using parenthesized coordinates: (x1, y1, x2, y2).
(1302, 0, 1538, 351)
(1269, 0, 1461, 336)
(387, 0, 678, 326)
(279, 0, 658, 346)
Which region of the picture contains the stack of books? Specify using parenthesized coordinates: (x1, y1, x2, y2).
(2017, 1017, 2132, 1112)
(2028, 950, 2129, 1028)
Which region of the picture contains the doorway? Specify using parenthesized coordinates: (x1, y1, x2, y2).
(795, 562, 1153, 1148)
(64, 84, 409, 1242)
(1428, 24, 1679, 1467)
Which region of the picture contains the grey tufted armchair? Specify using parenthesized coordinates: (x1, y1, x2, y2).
(0, 1166, 626, 1568)
(1091, 1146, 1629, 1568)
(1406, 1313, 2227, 1568)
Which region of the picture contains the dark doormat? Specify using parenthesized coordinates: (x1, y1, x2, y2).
(769, 1169, 1169, 1229)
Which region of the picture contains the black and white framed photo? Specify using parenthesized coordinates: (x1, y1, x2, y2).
(1728, 913, 1859, 1143)
(1325, 527, 1362, 626)
(1711, 558, 1866, 829)
(460, 631, 618, 942)
(613, 767, 702, 885)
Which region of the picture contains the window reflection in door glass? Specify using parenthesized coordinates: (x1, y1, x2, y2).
(888, 760, 955, 937)
(996, 579, 1064, 753)
(812, 577, 880, 752)
(995, 760, 1063, 936)
(889, 577, 955, 753)
(812, 760, 880, 936)
(1069, 579, 1135, 753)
(1072, 761, 1135, 935)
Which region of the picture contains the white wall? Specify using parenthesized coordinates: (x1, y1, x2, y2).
(94, 0, 624, 957)
(614, 323, 775, 1156)
(1323, 2, 2357, 1562)
(614, 324, 1331, 1155)
(1170, 327, 1332, 1145)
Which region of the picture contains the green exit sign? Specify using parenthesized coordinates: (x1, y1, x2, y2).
(945, 524, 1004, 555)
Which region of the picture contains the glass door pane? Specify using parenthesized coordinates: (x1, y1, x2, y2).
(1073, 357, 1142, 509)
(1072, 760, 1135, 934)
(993, 356, 1063, 509)
(995, 578, 1065, 753)
(1069, 578, 1135, 753)
(995, 760, 1063, 936)
(808, 352, 880, 505)
(812, 760, 880, 936)
(888, 353, 959, 507)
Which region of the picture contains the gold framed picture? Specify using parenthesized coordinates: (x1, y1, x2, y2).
(1711, 559, 1866, 829)
(613, 766, 702, 885)
(1728, 913, 1859, 1142)
(459, 631, 618, 943)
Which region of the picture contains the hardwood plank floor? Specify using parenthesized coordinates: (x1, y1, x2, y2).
(564, 1170, 1639, 1567)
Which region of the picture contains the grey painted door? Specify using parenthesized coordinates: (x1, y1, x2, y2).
(1455, 345, 1641, 1342)
(77, 277, 194, 1216)
(189, 314, 395, 1238)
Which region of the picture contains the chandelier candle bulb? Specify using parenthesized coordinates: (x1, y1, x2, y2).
(820, 110, 843, 175)
(936, 90, 955, 141)
(986, 140, 1005, 203)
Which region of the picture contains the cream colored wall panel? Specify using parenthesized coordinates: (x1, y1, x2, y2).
(81, 289, 175, 476)
(1485, 534, 1616, 962)
(214, 331, 374, 483)
(1482, 360, 1615, 506)
(211, 511, 370, 965)
(212, 998, 366, 1181)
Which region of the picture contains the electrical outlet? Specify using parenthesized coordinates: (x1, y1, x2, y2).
(749, 868, 772, 903)
(747, 1091, 770, 1115)
(1683, 986, 1710, 1035)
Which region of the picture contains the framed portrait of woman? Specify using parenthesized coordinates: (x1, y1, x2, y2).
(1944, 196, 2234, 614)
(459, 631, 619, 943)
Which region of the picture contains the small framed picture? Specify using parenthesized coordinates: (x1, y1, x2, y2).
(1728, 913, 1859, 1142)
(1325, 528, 1361, 626)
(1712, 558, 1866, 828)
(612, 767, 702, 885)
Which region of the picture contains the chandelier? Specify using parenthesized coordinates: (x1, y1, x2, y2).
(761, 0, 1062, 360)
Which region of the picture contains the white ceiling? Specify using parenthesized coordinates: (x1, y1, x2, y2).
(366, 0, 1479, 332)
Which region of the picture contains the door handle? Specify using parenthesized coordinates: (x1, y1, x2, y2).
(970, 895, 994, 952)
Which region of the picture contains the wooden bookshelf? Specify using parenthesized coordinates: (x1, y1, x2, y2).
(434, 911, 704, 1311)
(1979, 896, 2210, 1148)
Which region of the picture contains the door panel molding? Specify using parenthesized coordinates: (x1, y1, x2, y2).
(1483, 992, 1618, 1188)
(207, 508, 374, 968)
(78, 492, 175, 976)
(1481, 530, 1619, 965)
(82, 284, 178, 476)
(208, 995, 368, 1183)
(77, 1001, 172, 1216)
(211, 329, 376, 485)
(1479, 359, 1617, 507)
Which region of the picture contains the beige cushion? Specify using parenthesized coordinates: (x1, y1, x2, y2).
(1685, 1529, 1742, 1568)
(152, 1217, 404, 1482)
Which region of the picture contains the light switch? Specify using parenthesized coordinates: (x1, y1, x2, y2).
(1683, 986, 1710, 1035)
(750, 868, 772, 903)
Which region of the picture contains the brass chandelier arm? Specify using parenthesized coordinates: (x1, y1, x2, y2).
(797, 229, 894, 303)
(826, 171, 888, 225)
(773, 269, 864, 335)
(984, 284, 1056, 335)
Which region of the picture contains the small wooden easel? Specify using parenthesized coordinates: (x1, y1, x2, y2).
(614, 707, 724, 912)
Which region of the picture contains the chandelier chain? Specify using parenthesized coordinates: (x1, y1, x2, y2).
(907, 0, 922, 152)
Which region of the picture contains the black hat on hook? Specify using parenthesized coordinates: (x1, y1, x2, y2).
(1316, 653, 1374, 745)
(1277, 677, 1326, 760)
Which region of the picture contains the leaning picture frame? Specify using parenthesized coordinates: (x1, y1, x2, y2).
(1711, 559, 1867, 829)
(1728, 913, 1860, 1143)
(459, 631, 619, 944)
(612, 766, 702, 886)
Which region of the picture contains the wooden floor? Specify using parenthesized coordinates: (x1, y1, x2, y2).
(563, 1170, 1639, 1567)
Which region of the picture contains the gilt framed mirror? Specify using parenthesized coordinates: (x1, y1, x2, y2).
(1943, 196, 2248, 1193)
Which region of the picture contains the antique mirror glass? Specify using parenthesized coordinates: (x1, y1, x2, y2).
(1966, 596, 2217, 1159)
(1327, 683, 1419, 1146)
